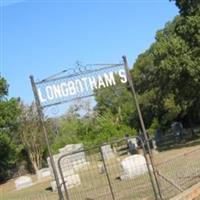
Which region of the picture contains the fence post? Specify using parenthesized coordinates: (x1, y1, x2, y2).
(30, 75, 64, 200)
(99, 145, 116, 200)
(58, 154, 70, 200)
(139, 137, 160, 199)
(122, 56, 163, 200)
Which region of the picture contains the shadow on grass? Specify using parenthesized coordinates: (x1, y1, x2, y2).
(45, 186, 53, 192)
(157, 135, 200, 152)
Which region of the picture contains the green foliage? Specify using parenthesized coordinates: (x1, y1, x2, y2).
(19, 103, 47, 172)
(0, 98, 20, 133)
(163, 94, 182, 122)
(82, 112, 136, 147)
(0, 134, 17, 181)
(95, 78, 135, 127)
(51, 104, 137, 152)
(171, 0, 200, 16)
(0, 77, 8, 99)
(2, 1, 200, 182)
(92, 0, 200, 134)
(51, 114, 81, 153)
(0, 77, 21, 181)
(131, 7, 200, 128)
(147, 118, 160, 136)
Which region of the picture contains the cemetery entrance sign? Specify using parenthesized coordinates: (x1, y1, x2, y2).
(30, 56, 161, 200)
(36, 67, 127, 107)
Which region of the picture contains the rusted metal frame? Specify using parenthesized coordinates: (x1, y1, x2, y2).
(41, 85, 128, 109)
(122, 56, 163, 200)
(58, 154, 70, 200)
(157, 171, 184, 192)
(35, 63, 123, 84)
(57, 144, 118, 200)
(42, 94, 95, 109)
(99, 146, 116, 200)
(30, 75, 64, 200)
(57, 146, 100, 200)
(137, 136, 159, 199)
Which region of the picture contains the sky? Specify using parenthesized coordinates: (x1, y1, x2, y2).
(0, 0, 179, 104)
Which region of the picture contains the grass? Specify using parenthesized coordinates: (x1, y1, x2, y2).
(1, 140, 200, 200)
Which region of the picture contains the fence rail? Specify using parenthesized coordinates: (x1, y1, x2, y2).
(58, 138, 156, 200)
(2, 137, 200, 200)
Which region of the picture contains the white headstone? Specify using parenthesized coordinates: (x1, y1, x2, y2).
(47, 143, 87, 191)
(120, 155, 149, 180)
(50, 174, 81, 191)
(37, 168, 51, 181)
(15, 176, 33, 190)
(101, 144, 115, 160)
(59, 143, 88, 170)
(59, 143, 83, 154)
(47, 143, 87, 180)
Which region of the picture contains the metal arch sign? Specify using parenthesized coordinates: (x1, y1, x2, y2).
(34, 63, 128, 108)
(29, 56, 158, 200)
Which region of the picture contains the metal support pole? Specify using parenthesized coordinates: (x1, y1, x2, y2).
(157, 171, 183, 192)
(137, 137, 158, 199)
(122, 56, 152, 154)
(122, 56, 163, 200)
(30, 75, 64, 200)
(99, 146, 116, 200)
(58, 154, 70, 200)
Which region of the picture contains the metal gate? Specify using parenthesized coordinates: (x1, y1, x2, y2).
(30, 56, 162, 200)
(57, 138, 159, 200)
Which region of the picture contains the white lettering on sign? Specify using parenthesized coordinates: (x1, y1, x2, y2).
(104, 72, 116, 86)
(38, 88, 47, 103)
(118, 69, 127, 83)
(60, 82, 68, 96)
(37, 69, 127, 105)
(46, 86, 54, 100)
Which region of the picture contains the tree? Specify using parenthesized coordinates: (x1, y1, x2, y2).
(51, 101, 90, 152)
(85, 112, 136, 146)
(0, 77, 21, 181)
(18, 103, 46, 173)
(171, 0, 200, 16)
(95, 76, 137, 128)
(94, 1, 200, 133)
(131, 1, 200, 129)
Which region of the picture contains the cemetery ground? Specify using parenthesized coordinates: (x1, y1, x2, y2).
(1, 138, 200, 200)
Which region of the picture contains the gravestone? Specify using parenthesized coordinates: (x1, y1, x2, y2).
(51, 174, 81, 191)
(101, 144, 115, 160)
(15, 176, 33, 190)
(59, 143, 88, 170)
(171, 122, 184, 142)
(127, 138, 138, 154)
(37, 168, 51, 181)
(120, 155, 149, 180)
(47, 143, 88, 191)
(155, 129, 162, 144)
(97, 163, 105, 174)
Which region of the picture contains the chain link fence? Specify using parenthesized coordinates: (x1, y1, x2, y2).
(155, 146, 200, 199)
(2, 138, 200, 200)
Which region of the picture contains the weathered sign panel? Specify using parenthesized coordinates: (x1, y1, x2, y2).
(35, 65, 127, 107)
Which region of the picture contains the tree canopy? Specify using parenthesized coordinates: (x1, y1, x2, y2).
(1, 0, 200, 181)
(0, 77, 21, 181)
(94, 0, 200, 132)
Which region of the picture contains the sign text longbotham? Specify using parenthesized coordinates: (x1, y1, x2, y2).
(37, 69, 127, 105)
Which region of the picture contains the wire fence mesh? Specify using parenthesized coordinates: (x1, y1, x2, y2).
(58, 139, 158, 200)
(2, 139, 200, 200)
(155, 146, 200, 200)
